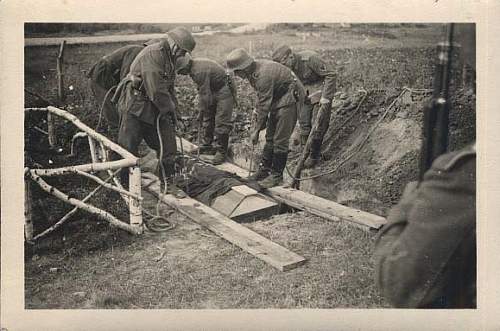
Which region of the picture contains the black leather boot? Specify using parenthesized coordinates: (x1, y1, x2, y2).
(212, 133, 229, 165)
(248, 145, 273, 181)
(258, 152, 288, 188)
(304, 138, 322, 168)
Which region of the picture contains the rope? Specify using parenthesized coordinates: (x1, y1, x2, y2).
(95, 85, 117, 132)
(142, 114, 176, 232)
(286, 87, 411, 182)
(323, 89, 368, 150)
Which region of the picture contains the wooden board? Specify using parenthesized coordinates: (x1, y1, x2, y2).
(211, 186, 280, 223)
(230, 196, 280, 223)
(267, 186, 386, 230)
(177, 137, 387, 229)
(142, 173, 306, 272)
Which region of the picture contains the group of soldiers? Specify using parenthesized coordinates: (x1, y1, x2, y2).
(89, 25, 476, 309)
(89, 26, 337, 193)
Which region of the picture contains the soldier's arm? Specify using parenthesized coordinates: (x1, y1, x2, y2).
(196, 71, 213, 113)
(119, 46, 142, 80)
(374, 152, 476, 308)
(140, 54, 176, 115)
(254, 75, 274, 129)
(309, 56, 336, 102)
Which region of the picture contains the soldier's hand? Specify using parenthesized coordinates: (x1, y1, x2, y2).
(250, 130, 260, 145)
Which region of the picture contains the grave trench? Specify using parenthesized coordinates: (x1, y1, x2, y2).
(140, 149, 297, 224)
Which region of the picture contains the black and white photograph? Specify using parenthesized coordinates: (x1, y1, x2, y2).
(2, 0, 500, 330)
(22, 21, 476, 308)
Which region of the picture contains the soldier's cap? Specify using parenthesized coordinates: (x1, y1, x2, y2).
(175, 53, 193, 73)
(167, 26, 196, 53)
(226, 48, 255, 72)
(272, 45, 292, 63)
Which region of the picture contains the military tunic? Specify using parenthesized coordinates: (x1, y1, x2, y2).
(115, 39, 178, 178)
(248, 60, 305, 154)
(374, 144, 476, 308)
(189, 58, 236, 143)
(291, 50, 336, 139)
(88, 45, 144, 127)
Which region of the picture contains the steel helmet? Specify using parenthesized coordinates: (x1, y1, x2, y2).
(175, 53, 193, 73)
(272, 45, 292, 63)
(226, 48, 254, 71)
(167, 26, 196, 53)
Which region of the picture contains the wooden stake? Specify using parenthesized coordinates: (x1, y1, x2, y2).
(129, 166, 143, 228)
(462, 62, 467, 89)
(57, 40, 66, 102)
(100, 142, 130, 207)
(47, 112, 56, 147)
(24, 176, 34, 241)
(88, 136, 99, 164)
(29, 171, 141, 235)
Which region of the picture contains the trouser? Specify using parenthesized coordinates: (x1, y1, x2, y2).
(117, 111, 177, 182)
(263, 102, 298, 155)
(201, 85, 234, 147)
(298, 97, 332, 141)
(89, 61, 120, 128)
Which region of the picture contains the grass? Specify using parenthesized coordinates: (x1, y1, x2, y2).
(26, 198, 388, 308)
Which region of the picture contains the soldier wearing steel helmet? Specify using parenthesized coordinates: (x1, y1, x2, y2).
(373, 23, 476, 308)
(272, 45, 336, 168)
(176, 54, 237, 165)
(226, 48, 306, 188)
(88, 44, 145, 128)
(112, 26, 195, 197)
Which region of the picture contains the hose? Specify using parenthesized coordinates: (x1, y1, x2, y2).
(142, 114, 176, 232)
(286, 87, 411, 182)
(95, 85, 117, 132)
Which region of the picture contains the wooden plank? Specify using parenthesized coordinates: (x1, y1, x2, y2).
(211, 190, 245, 216)
(176, 137, 387, 229)
(232, 185, 258, 197)
(267, 186, 386, 230)
(142, 173, 306, 272)
(231, 196, 280, 222)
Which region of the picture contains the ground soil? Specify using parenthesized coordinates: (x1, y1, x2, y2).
(23, 24, 475, 309)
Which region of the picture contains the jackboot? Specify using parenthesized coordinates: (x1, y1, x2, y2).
(159, 161, 186, 198)
(193, 144, 215, 155)
(248, 145, 273, 181)
(258, 152, 288, 189)
(212, 133, 229, 165)
(304, 138, 322, 168)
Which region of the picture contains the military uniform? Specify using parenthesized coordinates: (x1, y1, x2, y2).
(246, 60, 306, 187)
(290, 50, 336, 141)
(188, 58, 236, 158)
(374, 144, 476, 308)
(114, 39, 178, 181)
(88, 45, 144, 127)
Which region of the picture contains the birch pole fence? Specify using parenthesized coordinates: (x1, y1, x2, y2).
(25, 106, 144, 240)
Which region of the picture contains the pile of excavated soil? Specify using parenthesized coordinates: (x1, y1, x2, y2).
(292, 85, 475, 217)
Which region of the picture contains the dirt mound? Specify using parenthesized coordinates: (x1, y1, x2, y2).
(294, 85, 475, 216)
